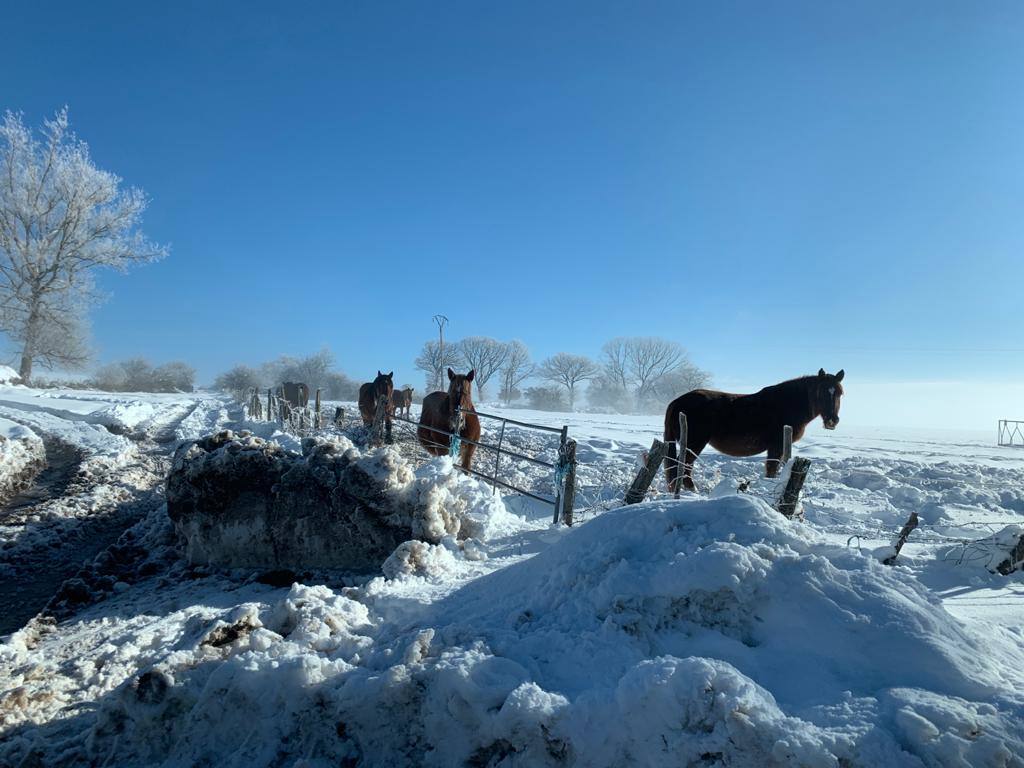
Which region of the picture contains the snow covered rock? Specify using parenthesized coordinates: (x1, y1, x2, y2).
(167, 431, 516, 572)
(0, 418, 45, 502)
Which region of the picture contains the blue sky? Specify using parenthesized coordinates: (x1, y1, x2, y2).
(3, 1, 1023, 427)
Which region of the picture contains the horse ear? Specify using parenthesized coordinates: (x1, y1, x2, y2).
(377, 370, 382, 377)
(818, 368, 826, 377)
(447, 368, 455, 381)
(466, 369, 475, 382)
(387, 371, 393, 379)
(835, 369, 845, 382)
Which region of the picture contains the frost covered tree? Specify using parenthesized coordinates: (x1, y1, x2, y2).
(525, 385, 568, 411)
(92, 358, 194, 392)
(414, 340, 459, 393)
(499, 340, 534, 405)
(456, 336, 508, 401)
(214, 365, 262, 401)
(538, 352, 599, 409)
(259, 348, 335, 392)
(0, 109, 166, 381)
(151, 362, 195, 392)
(323, 371, 360, 401)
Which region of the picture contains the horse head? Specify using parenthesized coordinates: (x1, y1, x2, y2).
(373, 370, 394, 402)
(446, 368, 475, 430)
(815, 368, 845, 429)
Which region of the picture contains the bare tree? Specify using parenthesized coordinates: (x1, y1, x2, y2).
(601, 338, 630, 392)
(456, 336, 508, 401)
(499, 339, 534, 405)
(538, 352, 599, 409)
(624, 337, 683, 403)
(0, 108, 166, 381)
(414, 339, 459, 393)
(600, 336, 706, 410)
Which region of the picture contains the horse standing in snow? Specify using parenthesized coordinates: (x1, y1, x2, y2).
(417, 368, 481, 472)
(391, 387, 414, 418)
(664, 368, 844, 492)
(358, 371, 394, 427)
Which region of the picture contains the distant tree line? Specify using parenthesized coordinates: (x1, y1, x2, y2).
(92, 359, 196, 393)
(32, 358, 196, 393)
(413, 335, 709, 413)
(214, 348, 363, 402)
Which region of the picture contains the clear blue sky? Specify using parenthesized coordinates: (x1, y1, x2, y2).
(4, 1, 1023, 426)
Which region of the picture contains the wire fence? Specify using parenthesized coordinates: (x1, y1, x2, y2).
(386, 405, 577, 523)
(239, 389, 1024, 572)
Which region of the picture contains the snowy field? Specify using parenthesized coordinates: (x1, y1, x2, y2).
(1, 390, 1023, 766)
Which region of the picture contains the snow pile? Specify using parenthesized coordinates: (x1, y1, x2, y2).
(0, 417, 44, 502)
(0, 364, 21, 384)
(167, 432, 524, 571)
(5, 493, 1021, 767)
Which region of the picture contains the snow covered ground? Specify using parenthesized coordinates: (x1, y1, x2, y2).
(0, 416, 45, 503)
(2, 392, 1024, 766)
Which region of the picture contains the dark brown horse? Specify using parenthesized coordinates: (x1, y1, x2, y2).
(417, 369, 481, 471)
(359, 371, 394, 427)
(391, 387, 414, 418)
(664, 368, 845, 492)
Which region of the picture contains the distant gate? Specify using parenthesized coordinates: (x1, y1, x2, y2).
(998, 419, 1024, 447)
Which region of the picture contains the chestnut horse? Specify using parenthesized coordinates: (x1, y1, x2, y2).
(358, 371, 394, 427)
(391, 387, 414, 418)
(417, 369, 481, 471)
(664, 368, 845, 492)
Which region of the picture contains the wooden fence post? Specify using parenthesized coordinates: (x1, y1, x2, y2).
(777, 457, 811, 517)
(995, 532, 1024, 575)
(626, 439, 668, 505)
(314, 389, 322, 429)
(334, 407, 345, 429)
(782, 425, 793, 466)
(883, 512, 919, 566)
(560, 438, 577, 526)
(675, 412, 688, 499)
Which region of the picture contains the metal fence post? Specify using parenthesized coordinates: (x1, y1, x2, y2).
(560, 438, 577, 526)
(552, 425, 568, 524)
(492, 418, 507, 495)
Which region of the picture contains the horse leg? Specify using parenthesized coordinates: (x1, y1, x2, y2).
(459, 441, 477, 473)
(681, 437, 708, 491)
(766, 442, 784, 478)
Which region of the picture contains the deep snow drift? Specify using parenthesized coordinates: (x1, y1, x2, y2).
(3, 492, 1022, 767)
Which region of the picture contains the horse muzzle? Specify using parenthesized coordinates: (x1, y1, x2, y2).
(823, 418, 839, 430)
